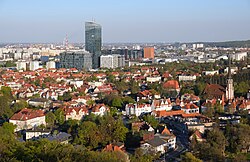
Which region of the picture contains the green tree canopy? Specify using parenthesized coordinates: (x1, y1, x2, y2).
(75, 121, 101, 149)
(181, 152, 202, 162)
(54, 108, 65, 125)
(45, 111, 56, 127)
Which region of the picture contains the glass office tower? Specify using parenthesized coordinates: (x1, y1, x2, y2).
(85, 21, 102, 69)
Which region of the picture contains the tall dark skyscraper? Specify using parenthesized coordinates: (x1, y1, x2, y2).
(85, 21, 102, 69)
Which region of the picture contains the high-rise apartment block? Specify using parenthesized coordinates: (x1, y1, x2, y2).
(29, 61, 40, 71)
(59, 51, 92, 70)
(16, 61, 27, 71)
(85, 21, 102, 69)
(143, 47, 154, 59)
(100, 54, 125, 69)
(46, 61, 56, 69)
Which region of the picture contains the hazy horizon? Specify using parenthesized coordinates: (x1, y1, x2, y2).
(0, 0, 250, 43)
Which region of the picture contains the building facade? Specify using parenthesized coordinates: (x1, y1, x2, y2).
(9, 108, 46, 132)
(59, 51, 92, 70)
(29, 61, 40, 71)
(226, 55, 234, 101)
(144, 47, 154, 59)
(85, 21, 102, 69)
(100, 54, 125, 69)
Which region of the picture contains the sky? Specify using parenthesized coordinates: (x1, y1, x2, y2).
(0, 0, 250, 43)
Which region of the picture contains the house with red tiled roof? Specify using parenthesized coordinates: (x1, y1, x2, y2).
(157, 126, 176, 150)
(65, 106, 89, 120)
(136, 90, 153, 102)
(238, 99, 250, 113)
(71, 96, 91, 105)
(163, 80, 180, 93)
(152, 110, 184, 118)
(151, 99, 172, 111)
(181, 93, 200, 104)
(91, 104, 109, 116)
(103, 143, 125, 152)
(9, 108, 46, 132)
(203, 84, 225, 100)
(189, 129, 204, 142)
(103, 143, 129, 162)
(94, 85, 113, 94)
(181, 103, 199, 114)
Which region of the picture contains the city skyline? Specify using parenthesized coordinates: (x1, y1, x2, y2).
(0, 0, 250, 43)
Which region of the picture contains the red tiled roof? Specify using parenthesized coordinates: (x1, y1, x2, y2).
(181, 113, 201, 118)
(193, 129, 203, 139)
(154, 110, 184, 117)
(65, 107, 88, 115)
(161, 127, 171, 135)
(10, 108, 45, 121)
(182, 103, 199, 109)
(103, 144, 123, 152)
(163, 80, 179, 89)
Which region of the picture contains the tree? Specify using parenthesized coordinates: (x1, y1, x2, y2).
(130, 80, 139, 95)
(114, 80, 128, 93)
(130, 148, 154, 162)
(1, 86, 12, 99)
(76, 121, 101, 149)
(0, 86, 13, 119)
(235, 81, 250, 97)
(226, 124, 250, 154)
(12, 100, 28, 114)
(0, 122, 16, 160)
(45, 111, 56, 127)
(191, 128, 227, 161)
(107, 74, 115, 83)
(142, 115, 159, 129)
(206, 128, 227, 154)
(61, 119, 79, 136)
(180, 87, 194, 95)
(194, 82, 206, 96)
(111, 97, 123, 109)
(58, 92, 72, 101)
(5, 61, 16, 67)
(214, 101, 224, 113)
(122, 96, 136, 105)
(181, 152, 202, 162)
(54, 108, 65, 125)
(86, 99, 95, 106)
(99, 115, 128, 145)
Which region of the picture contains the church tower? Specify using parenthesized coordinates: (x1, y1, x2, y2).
(226, 54, 234, 101)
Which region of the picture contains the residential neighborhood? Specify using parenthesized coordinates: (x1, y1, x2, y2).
(0, 0, 250, 161)
(0, 48, 249, 161)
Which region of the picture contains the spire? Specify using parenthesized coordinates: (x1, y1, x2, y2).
(228, 54, 232, 79)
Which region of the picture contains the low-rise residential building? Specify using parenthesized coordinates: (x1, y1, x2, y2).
(91, 104, 110, 116)
(151, 99, 172, 111)
(25, 128, 51, 140)
(65, 106, 89, 120)
(178, 75, 196, 82)
(9, 108, 46, 131)
(146, 76, 162, 83)
(141, 136, 168, 154)
(125, 103, 152, 116)
(181, 103, 199, 114)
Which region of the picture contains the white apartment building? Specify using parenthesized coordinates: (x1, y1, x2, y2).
(46, 61, 56, 69)
(100, 54, 125, 69)
(16, 61, 27, 71)
(29, 61, 40, 71)
(125, 103, 152, 116)
(9, 108, 46, 132)
(178, 75, 196, 82)
(231, 52, 247, 61)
